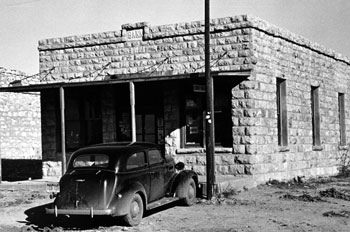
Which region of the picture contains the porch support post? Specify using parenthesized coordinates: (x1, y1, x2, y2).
(205, 0, 215, 200)
(0, 145, 2, 183)
(59, 87, 67, 175)
(129, 82, 136, 142)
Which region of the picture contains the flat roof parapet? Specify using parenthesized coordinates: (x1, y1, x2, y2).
(246, 15, 350, 64)
(122, 22, 149, 30)
(37, 14, 350, 65)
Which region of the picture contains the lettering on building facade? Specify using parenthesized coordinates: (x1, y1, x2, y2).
(126, 29, 143, 41)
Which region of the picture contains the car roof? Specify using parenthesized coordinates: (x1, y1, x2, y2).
(74, 142, 160, 155)
(67, 142, 162, 170)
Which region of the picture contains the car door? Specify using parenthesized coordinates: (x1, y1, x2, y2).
(147, 149, 170, 202)
(124, 151, 151, 195)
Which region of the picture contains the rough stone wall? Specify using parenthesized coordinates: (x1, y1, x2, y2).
(0, 67, 28, 86)
(41, 89, 61, 177)
(232, 17, 350, 183)
(0, 67, 42, 180)
(0, 92, 41, 159)
(37, 15, 256, 177)
(37, 15, 255, 81)
(41, 90, 58, 162)
(0, 68, 41, 160)
(35, 15, 350, 182)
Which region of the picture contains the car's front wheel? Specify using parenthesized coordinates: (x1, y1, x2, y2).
(177, 178, 196, 206)
(123, 193, 144, 226)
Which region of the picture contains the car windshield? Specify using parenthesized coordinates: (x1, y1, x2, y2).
(73, 154, 109, 168)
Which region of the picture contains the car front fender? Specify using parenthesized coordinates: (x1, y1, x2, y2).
(109, 182, 147, 216)
(170, 170, 198, 197)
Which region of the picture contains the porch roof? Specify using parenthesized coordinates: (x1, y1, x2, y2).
(0, 70, 251, 93)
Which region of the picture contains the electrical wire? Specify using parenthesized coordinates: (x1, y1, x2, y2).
(9, 67, 55, 85)
(0, 0, 42, 8)
(8, 49, 228, 85)
(191, 50, 229, 72)
(68, 62, 112, 81)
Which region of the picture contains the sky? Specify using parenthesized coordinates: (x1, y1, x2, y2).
(0, 0, 349, 75)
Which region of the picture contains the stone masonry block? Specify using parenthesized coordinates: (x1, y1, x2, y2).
(233, 145, 245, 154)
(245, 144, 258, 154)
(232, 127, 246, 136)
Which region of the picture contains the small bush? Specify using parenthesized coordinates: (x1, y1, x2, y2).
(337, 145, 350, 177)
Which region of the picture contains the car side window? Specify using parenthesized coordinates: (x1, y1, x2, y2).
(126, 152, 147, 170)
(148, 149, 164, 165)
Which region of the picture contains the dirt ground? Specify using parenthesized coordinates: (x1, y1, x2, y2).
(1, 176, 350, 232)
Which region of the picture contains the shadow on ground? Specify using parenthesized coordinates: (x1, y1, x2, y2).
(23, 201, 179, 231)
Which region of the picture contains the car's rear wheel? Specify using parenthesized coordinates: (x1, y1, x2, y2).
(123, 193, 143, 226)
(179, 178, 196, 206)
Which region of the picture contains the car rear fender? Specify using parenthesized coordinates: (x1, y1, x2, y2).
(110, 181, 147, 216)
(170, 170, 198, 197)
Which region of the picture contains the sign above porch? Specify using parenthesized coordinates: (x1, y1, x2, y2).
(122, 22, 149, 41)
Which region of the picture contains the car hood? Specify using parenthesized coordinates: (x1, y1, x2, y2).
(55, 169, 116, 210)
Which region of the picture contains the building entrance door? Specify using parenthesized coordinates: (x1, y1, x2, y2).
(115, 82, 164, 145)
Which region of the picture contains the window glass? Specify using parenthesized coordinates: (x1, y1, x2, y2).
(181, 79, 233, 148)
(183, 84, 205, 146)
(311, 86, 321, 147)
(277, 78, 288, 147)
(148, 149, 163, 165)
(339, 93, 346, 146)
(126, 152, 147, 170)
(214, 88, 232, 147)
(185, 109, 204, 146)
(73, 154, 109, 168)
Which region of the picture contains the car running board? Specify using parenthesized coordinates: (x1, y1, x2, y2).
(146, 197, 180, 210)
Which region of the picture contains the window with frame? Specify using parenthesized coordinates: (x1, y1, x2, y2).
(126, 152, 147, 170)
(311, 86, 321, 147)
(277, 78, 288, 147)
(180, 79, 232, 148)
(148, 149, 163, 165)
(338, 93, 346, 146)
(182, 87, 205, 147)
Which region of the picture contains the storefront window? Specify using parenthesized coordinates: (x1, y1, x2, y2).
(184, 93, 205, 146)
(181, 80, 232, 148)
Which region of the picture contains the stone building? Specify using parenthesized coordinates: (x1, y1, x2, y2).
(1, 15, 349, 188)
(0, 67, 41, 181)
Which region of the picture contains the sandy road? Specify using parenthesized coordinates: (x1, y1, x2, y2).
(1, 177, 350, 231)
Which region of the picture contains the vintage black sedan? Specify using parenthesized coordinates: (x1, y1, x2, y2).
(46, 142, 198, 226)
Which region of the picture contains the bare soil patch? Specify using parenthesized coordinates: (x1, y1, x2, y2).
(1, 176, 350, 231)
